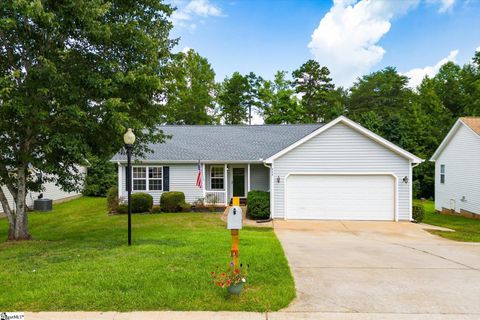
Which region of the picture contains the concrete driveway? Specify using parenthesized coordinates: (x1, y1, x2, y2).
(274, 220, 480, 319)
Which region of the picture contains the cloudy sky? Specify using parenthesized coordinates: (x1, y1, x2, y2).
(169, 0, 480, 88)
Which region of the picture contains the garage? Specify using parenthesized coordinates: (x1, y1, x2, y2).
(285, 174, 396, 220)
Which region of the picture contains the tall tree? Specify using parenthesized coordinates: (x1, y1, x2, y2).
(292, 60, 335, 122)
(164, 49, 217, 124)
(0, 0, 175, 240)
(257, 71, 303, 124)
(460, 50, 480, 116)
(432, 62, 464, 116)
(218, 72, 250, 124)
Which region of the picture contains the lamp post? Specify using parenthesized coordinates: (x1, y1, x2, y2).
(123, 128, 135, 246)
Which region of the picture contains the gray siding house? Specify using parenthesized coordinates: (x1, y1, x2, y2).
(112, 116, 422, 221)
(431, 117, 480, 216)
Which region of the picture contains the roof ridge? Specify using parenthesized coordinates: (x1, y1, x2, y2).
(156, 123, 323, 127)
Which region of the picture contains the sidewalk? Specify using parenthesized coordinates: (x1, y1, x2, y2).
(25, 311, 480, 320)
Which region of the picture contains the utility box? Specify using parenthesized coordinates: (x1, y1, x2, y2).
(227, 206, 243, 230)
(34, 199, 52, 212)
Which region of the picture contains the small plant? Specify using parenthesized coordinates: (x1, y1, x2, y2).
(412, 204, 425, 223)
(247, 190, 270, 220)
(106, 186, 119, 213)
(117, 204, 128, 214)
(205, 193, 219, 211)
(151, 205, 162, 213)
(211, 262, 249, 294)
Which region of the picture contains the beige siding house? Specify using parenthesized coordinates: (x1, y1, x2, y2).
(431, 117, 480, 215)
(112, 116, 422, 221)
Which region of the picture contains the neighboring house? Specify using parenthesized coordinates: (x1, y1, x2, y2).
(111, 116, 422, 221)
(0, 167, 87, 214)
(431, 117, 480, 216)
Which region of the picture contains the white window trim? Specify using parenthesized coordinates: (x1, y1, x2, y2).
(132, 166, 163, 191)
(440, 164, 445, 184)
(210, 165, 225, 190)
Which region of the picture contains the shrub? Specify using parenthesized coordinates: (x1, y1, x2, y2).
(131, 193, 153, 213)
(83, 155, 117, 197)
(106, 186, 119, 213)
(247, 190, 270, 220)
(412, 204, 425, 223)
(151, 205, 162, 213)
(180, 202, 192, 212)
(161, 191, 186, 212)
(117, 204, 128, 214)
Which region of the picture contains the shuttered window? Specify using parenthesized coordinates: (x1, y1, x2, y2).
(132, 166, 163, 191)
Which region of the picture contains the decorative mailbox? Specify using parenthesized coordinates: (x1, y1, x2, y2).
(227, 206, 243, 230)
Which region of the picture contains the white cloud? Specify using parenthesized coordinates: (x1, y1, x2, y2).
(170, 0, 222, 29)
(403, 49, 459, 88)
(308, 0, 420, 87)
(476, 46, 480, 52)
(427, 0, 455, 13)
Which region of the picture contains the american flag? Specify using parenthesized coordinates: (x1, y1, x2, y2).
(196, 160, 203, 188)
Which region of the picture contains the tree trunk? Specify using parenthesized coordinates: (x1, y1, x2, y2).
(13, 166, 31, 240)
(0, 187, 16, 241)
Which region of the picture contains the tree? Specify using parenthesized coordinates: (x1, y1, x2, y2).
(83, 156, 117, 197)
(348, 67, 413, 121)
(218, 72, 251, 124)
(0, 0, 175, 240)
(460, 50, 480, 116)
(164, 49, 217, 124)
(292, 60, 335, 122)
(432, 62, 464, 116)
(257, 71, 303, 124)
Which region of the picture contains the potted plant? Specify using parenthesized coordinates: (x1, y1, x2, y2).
(211, 262, 249, 295)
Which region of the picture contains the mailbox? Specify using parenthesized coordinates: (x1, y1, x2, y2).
(227, 206, 243, 230)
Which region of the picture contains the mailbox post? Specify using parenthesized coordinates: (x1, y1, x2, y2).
(227, 197, 243, 266)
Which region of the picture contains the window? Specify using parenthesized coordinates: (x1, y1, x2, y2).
(149, 167, 163, 191)
(210, 166, 224, 190)
(132, 166, 163, 191)
(133, 167, 146, 190)
(440, 164, 445, 184)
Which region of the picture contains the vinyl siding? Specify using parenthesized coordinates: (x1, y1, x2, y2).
(120, 164, 203, 204)
(272, 122, 411, 220)
(434, 124, 480, 214)
(0, 167, 86, 213)
(250, 164, 270, 192)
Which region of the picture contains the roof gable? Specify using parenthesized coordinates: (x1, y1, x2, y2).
(265, 116, 423, 164)
(431, 117, 480, 161)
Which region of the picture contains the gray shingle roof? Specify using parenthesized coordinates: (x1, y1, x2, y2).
(112, 124, 324, 162)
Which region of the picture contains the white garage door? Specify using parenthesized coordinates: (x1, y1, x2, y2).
(285, 174, 395, 220)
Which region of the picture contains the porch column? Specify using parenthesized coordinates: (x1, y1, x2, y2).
(202, 163, 206, 198)
(224, 164, 228, 205)
(247, 163, 251, 193)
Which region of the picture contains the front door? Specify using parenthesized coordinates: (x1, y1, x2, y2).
(232, 167, 245, 197)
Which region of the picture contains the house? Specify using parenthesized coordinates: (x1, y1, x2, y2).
(111, 116, 422, 221)
(430, 117, 480, 216)
(0, 167, 86, 214)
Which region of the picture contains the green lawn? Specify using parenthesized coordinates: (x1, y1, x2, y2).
(415, 200, 480, 242)
(0, 197, 295, 311)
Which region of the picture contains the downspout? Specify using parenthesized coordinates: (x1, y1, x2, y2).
(262, 160, 274, 221)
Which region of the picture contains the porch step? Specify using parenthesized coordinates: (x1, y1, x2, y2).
(228, 198, 247, 206)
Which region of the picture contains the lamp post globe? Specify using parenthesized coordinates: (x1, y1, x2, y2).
(124, 128, 135, 246)
(123, 128, 136, 145)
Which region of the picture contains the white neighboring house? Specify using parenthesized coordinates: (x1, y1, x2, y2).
(0, 167, 86, 214)
(431, 117, 480, 215)
(112, 116, 423, 221)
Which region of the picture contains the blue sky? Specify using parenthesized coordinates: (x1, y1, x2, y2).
(169, 0, 480, 88)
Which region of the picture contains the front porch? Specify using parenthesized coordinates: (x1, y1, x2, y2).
(202, 163, 270, 206)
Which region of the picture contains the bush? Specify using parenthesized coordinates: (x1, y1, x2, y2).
(247, 190, 270, 220)
(151, 205, 162, 213)
(180, 202, 191, 212)
(412, 204, 425, 223)
(83, 155, 117, 196)
(117, 204, 128, 214)
(160, 191, 186, 212)
(106, 186, 118, 213)
(131, 193, 153, 213)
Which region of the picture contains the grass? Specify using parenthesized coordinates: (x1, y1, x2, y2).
(415, 199, 480, 242)
(0, 197, 295, 311)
